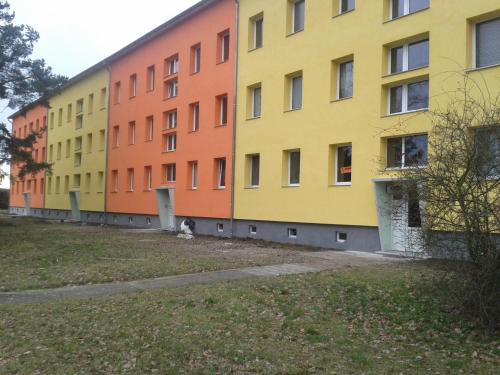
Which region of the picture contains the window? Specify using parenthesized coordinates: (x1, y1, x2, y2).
(85, 173, 91, 193)
(290, 75, 303, 110)
(339, 0, 355, 14)
(217, 158, 226, 188)
(166, 164, 176, 183)
(338, 60, 353, 99)
(291, 0, 305, 33)
(389, 80, 428, 114)
(97, 172, 104, 193)
(128, 121, 136, 145)
(76, 114, 83, 129)
(99, 130, 106, 150)
(252, 16, 263, 49)
(49, 144, 53, 162)
(336, 145, 352, 185)
(387, 134, 428, 168)
(390, 39, 429, 74)
(191, 103, 200, 131)
(58, 109, 63, 126)
(191, 44, 201, 73)
(111, 170, 118, 192)
(144, 166, 152, 191)
(88, 94, 94, 114)
(129, 74, 137, 98)
(190, 161, 198, 189)
(73, 174, 81, 188)
(252, 86, 262, 118)
(77, 99, 84, 114)
(64, 175, 69, 193)
(288, 150, 301, 186)
(166, 55, 179, 76)
(390, 0, 429, 19)
(250, 154, 260, 187)
(127, 169, 134, 191)
(55, 176, 60, 194)
(56, 142, 62, 160)
(147, 66, 155, 91)
(249, 225, 257, 235)
(288, 228, 298, 239)
(113, 126, 120, 147)
(217, 223, 224, 233)
(50, 112, 55, 129)
(65, 139, 71, 158)
(166, 133, 177, 152)
(87, 133, 93, 154)
(145, 116, 154, 141)
(67, 104, 72, 122)
(114, 81, 121, 104)
(218, 31, 230, 63)
(475, 17, 500, 69)
(218, 95, 228, 125)
(75, 136, 82, 152)
(165, 110, 177, 130)
(100, 88, 107, 109)
(336, 232, 348, 243)
(165, 79, 178, 99)
(474, 127, 500, 178)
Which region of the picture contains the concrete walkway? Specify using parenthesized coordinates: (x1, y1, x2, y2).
(0, 251, 399, 305)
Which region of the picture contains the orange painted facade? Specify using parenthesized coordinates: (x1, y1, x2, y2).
(9, 104, 48, 210)
(106, 0, 235, 219)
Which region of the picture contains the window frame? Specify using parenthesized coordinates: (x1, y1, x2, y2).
(335, 145, 352, 186)
(291, 0, 305, 34)
(288, 150, 301, 186)
(217, 158, 226, 189)
(473, 17, 500, 69)
(337, 60, 354, 100)
(253, 17, 263, 49)
(388, 79, 429, 115)
(252, 86, 262, 118)
(388, 39, 429, 75)
(191, 162, 198, 190)
(250, 154, 260, 187)
(339, 0, 355, 15)
(290, 75, 303, 111)
(166, 133, 177, 152)
(166, 164, 176, 183)
(390, 0, 429, 20)
(386, 134, 428, 169)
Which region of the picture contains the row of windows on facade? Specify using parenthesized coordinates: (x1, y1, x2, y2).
(110, 159, 227, 192)
(12, 178, 45, 195)
(49, 88, 108, 130)
(13, 116, 47, 139)
(243, 134, 428, 188)
(113, 31, 230, 104)
(247, 13, 500, 118)
(110, 96, 228, 150)
(248, 0, 429, 51)
(47, 130, 106, 164)
(46, 172, 105, 195)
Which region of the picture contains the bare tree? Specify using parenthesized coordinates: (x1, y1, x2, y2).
(386, 76, 500, 329)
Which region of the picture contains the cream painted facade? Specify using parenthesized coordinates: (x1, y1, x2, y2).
(45, 68, 109, 214)
(234, 0, 500, 249)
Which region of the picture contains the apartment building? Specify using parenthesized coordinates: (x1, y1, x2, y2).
(9, 102, 48, 216)
(233, 0, 500, 251)
(106, 0, 236, 235)
(44, 68, 109, 221)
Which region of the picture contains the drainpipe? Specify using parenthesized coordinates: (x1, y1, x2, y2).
(230, 0, 239, 238)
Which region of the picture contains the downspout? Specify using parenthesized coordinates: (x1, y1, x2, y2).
(230, 0, 240, 238)
(103, 64, 111, 224)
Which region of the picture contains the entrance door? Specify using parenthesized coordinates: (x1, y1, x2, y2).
(69, 191, 81, 221)
(23, 192, 30, 216)
(391, 187, 424, 253)
(156, 189, 175, 230)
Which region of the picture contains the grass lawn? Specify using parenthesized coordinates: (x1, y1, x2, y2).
(1, 263, 499, 374)
(0, 216, 310, 292)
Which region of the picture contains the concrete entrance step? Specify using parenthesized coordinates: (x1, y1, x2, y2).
(376, 251, 430, 259)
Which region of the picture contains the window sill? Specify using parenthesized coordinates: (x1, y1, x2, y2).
(245, 186, 259, 190)
(163, 96, 178, 101)
(466, 62, 500, 73)
(331, 96, 353, 103)
(190, 71, 201, 76)
(382, 65, 429, 78)
(284, 108, 302, 113)
(330, 183, 352, 187)
(126, 190, 134, 193)
(286, 29, 304, 38)
(188, 188, 198, 191)
(188, 130, 200, 134)
(145, 139, 153, 143)
(146, 89, 155, 93)
(214, 187, 226, 190)
(129, 96, 136, 100)
(383, 7, 430, 24)
(215, 124, 228, 128)
(216, 60, 229, 66)
(164, 73, 178, 80)
(163, 127, 177, 133)
(143, 189, 153, 193)
(283, 184, 300, 188)
(248, 46, 263, 53)
(332, 9, 355, 19)
(246, 116, 261, 121)
(382, 108, 428, 118)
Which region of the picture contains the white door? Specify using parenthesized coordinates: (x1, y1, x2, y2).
(23, 193, 30, 216)
(156, 189, 175, 231)
(69, 192, 81, 221)
(391, 189, 424, 253)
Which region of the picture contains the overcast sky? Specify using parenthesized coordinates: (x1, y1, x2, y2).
(1, 0, 200, 188)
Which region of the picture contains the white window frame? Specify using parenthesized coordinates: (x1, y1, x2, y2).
(250, 155, 260, 187)
(288, 150, 301, 186)
(167, 80, 178, 98)
(249, 225, 257, 235)
(147, 66, 155, 91)
(130, 75, 137, 98)
(167, 134, 177, 152)
(166, 164, 176, 183)
(291, 0, 305, 34)
(388, 39, 429, 75)
(387, 80, 429, 115)
(193, 46, 201, 73)
(146, 167, 152, 191)
(253, 17, 263, 49)
(337, 60, 354, 100)
(219, 96, 228, 125)
(168, 110, 177, 129)
(386, 135, 427, 170)
(168, 57, 179, 75)
(290, 75, 302, 110)
(129, 122, 136, 145)
(218, 159, 226, 188)
(472, 18, 500, 69)
(252, 86, 262, 118)
(192, 103, 200, 131)
(336, 232, 348, 243)
(288, 228, 298, 239)
(335, 145, 352, 186)
(128, 169, 134, 192)
(191, 162, 198, 190)
(221, 33, 230, 62)
(217, 223, 224, 233)
(338, 0, 354, 15)
(390, 0, 428, 20)
(146, 117, 154, 141)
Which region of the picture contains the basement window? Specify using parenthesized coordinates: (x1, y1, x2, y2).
(336, 232, 348, 243)
(288, 228, 298, 239)
(249, 225, 257, 235)
(217, 223, 224, 232)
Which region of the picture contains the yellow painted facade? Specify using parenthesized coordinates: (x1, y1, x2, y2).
(234, 0, 500, 227)
(45, 68, 109, 213)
